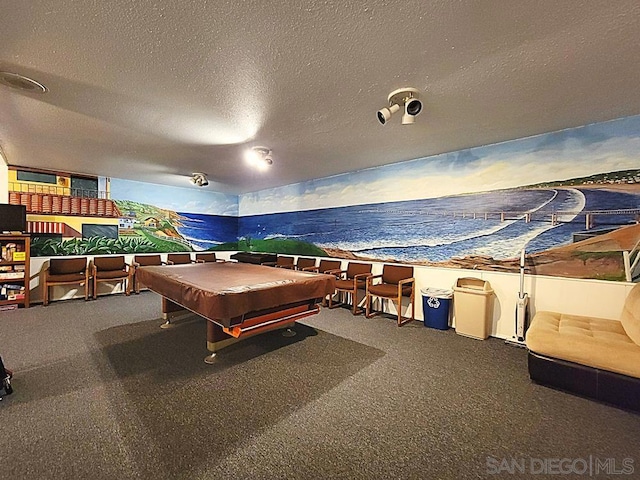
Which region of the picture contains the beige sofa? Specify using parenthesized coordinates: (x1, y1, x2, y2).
(526, 283, 640, 412)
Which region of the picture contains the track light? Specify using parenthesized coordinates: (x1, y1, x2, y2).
(191, 172, 209, 187)
(377, 103, 400, 125)
(244, 146, 273, 171)
(377, 87, 422, 125)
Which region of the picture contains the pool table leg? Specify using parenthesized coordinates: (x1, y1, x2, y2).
(160, 297, 192, 329)
(205, 322, 241, 363)
(205, 320, 296, 364)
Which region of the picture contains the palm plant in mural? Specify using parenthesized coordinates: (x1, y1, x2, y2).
(31, 237, 158, 257)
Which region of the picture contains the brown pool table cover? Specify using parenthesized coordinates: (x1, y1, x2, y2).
(136, 261, 336, 327)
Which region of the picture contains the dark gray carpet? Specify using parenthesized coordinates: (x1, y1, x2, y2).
(1, 294, 639, 479)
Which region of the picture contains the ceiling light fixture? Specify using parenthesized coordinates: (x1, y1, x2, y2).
(0, 71, 47, 93)
(377, 87, 422, 125)
(191, 172, 209, 187)
(244, 146, 273, 171)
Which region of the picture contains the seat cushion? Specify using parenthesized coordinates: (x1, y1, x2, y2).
(96, 270, 128, 279)
(369, 283, 412, 298)
(526, 311, 640, 378)
(47, 272, 87, 283)
(335, 278, 365, 291)
(620, 283, 640, 346)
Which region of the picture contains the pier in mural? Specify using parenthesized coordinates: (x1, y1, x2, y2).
(239, 171, 640, 281)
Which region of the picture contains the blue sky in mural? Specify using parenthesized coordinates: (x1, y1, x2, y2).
(240, 115, 640, 215)
(110, 178, 238, 216)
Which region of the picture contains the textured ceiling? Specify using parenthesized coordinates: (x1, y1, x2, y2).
(1, 1, 639, 194)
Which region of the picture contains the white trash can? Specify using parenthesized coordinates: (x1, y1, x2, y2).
(452, 278, 494, 340)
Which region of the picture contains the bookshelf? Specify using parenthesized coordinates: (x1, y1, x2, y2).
(0, 234, 30, 309)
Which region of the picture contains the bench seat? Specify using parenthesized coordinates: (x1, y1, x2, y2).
(526, 283, 640, 412)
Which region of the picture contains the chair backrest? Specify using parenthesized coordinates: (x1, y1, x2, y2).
(134, 254, 163, 266)
(346, 262, 372, 279)
(276, 256, 295, 267)
(49, 257, 86, 275)
(94, 255, 126, 271)
(167, 253, 192, 264)
(296, 257, 316, 270)
(621, 283, 640, 346)
(381, 264, 413, 285)
(317, 259, 342, 273)
(195, 252, 217, 262)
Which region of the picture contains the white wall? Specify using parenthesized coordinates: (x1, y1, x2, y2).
(28, 252, 633, 340)
(370, 258, 632, 339)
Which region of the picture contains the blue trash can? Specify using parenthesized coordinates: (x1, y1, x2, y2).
(421, 288, 453, 330)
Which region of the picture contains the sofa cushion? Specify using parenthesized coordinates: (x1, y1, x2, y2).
(620, 283, 640, 346)
(526, 311, 640, 379)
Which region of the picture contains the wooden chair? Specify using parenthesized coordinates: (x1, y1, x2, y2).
(365, 264, 415, 326)
(303, 259, 342, 305)
(328, 262, 372, 315)
(263, 255, 295, 269)
(195, 252, 224, 263)
(42, 257, 90, 306)
(302, 259, 341, 274)
(91, 255, 130, 299)
(167, 253, 194, 265)
(131, 254, 165, 294)
(295, 257, 316, 270)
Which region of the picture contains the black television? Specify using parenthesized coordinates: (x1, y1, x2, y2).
(0, 204, 27, 233)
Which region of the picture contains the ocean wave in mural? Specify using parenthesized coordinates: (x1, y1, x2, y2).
(174, 212, 238, 250)
(239, 174, 640, 280)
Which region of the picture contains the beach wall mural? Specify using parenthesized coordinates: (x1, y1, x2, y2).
(238, 115, 640, 281)
(6, 114, 640, 281)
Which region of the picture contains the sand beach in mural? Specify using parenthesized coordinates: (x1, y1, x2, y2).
(319, 183, 640, 280)
(239, 173, 640, 279)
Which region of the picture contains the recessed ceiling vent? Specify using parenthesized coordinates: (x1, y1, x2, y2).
(0, 72, 47, 93)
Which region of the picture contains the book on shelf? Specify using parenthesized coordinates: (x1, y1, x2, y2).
(1, 243, 17, 262)
(0, 272, 24, 280)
